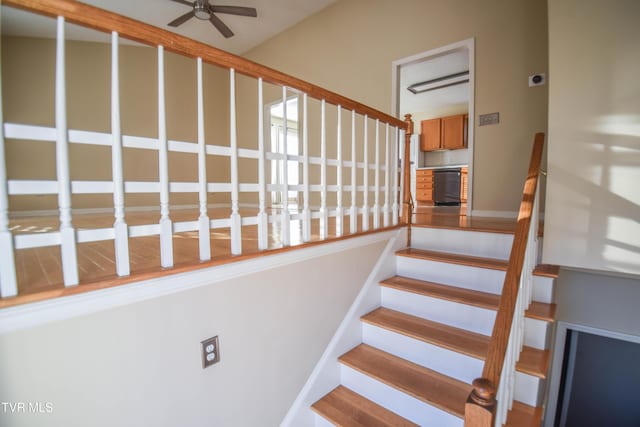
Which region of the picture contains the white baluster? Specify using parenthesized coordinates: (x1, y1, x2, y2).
(302, 93, 311, 242)
(280, 86, 290, 246)
(383, 123, 390, 227)
(56, 17, 79, 286)
(335, 105, 343, 237)
(257, 78, 268, 250)
(362, 115, 369, 231)
(157, 45, 174, 268)
(196, 58, 211, 261)
(373, 119, 380, 229)
(111, 32, 130, 276)
(350, 110, 357, 234)
(392, 126, 399, 225)
(0, 41, 17, 297)
(229, 68, 242, 254)
(320, 100, 328, 239)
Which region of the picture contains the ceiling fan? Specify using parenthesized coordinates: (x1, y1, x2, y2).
(168, 0, 257, 39)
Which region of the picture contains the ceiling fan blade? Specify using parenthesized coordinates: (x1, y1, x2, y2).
(209, 5, 257, 17)
(209, 13, 234, 38)
(168, 10, 195, 27)
(169, 0, 194, 6)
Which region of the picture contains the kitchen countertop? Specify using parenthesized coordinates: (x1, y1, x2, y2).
(416, 164, 468, 170)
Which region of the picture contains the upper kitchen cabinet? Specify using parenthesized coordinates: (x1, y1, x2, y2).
(420, 114, 468, 151)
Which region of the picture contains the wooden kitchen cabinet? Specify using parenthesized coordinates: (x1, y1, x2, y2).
(420, 114, 468, 151)
(420, 119, 441, 151)
(415, 169, 434, 202)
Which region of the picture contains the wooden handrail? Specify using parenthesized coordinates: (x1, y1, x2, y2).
(465, 132, 545, 426)
(3, 0, 405, 129)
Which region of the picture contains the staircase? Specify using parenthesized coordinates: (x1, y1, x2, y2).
(311, 224, 557, 427)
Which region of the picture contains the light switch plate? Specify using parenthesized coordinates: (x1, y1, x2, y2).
(479, 112, 499, 126)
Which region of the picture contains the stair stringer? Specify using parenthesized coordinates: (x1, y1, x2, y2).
(280, 228, 407, 427)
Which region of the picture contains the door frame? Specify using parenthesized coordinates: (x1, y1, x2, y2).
(391, 38, 475, 216)
(543, 321, 640, 427)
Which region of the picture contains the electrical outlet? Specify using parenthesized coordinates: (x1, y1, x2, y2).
(201, 336, 220, 368)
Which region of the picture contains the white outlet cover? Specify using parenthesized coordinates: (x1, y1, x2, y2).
(529, 73, 546, 87)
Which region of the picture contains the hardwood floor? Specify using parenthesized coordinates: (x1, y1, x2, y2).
(6, 207, 396, 305)
(413, 204, 517, 234)
(4, 204, 518, 307)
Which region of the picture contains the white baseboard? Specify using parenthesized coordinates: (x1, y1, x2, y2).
(280, 228, 406, 427)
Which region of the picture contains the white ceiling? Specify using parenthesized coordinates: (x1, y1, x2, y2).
(1, 0, 338, 54)
(399, 49, 470, 116)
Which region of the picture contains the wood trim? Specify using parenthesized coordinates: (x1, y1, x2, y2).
(0, 225, 402, 309)
(480, 133, 546, 386)
(3, 0, 405, 129)
(533, 264, 560, 278)
(402, 114, 414, 225)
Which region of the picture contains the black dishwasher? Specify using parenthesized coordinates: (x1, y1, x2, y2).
(433, 168, 461, 206)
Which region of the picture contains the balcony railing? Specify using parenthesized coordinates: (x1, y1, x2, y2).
(0, 0, 412, 304)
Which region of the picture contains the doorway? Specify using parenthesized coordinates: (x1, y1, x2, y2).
(545, 322, 640, 427)
(392, 38, 475, 216)
(268, 97, 300, 207)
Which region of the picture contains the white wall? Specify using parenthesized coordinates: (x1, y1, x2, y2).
(544, 0, 640, 275)
(0, 238, 389, 426)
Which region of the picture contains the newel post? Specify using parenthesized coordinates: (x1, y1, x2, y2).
(465, 378, 497, 427)
(401, 114, 414, 224)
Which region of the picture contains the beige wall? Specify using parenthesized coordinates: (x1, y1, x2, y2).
(2, 36, 391, 212)
(0, 238, 388, 427)
(245, 0, 549, 212)
(2, 36, 233, 211)
(543, 0, 640, 275)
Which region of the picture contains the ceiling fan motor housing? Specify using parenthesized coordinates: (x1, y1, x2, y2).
(194, 0, 210, 20)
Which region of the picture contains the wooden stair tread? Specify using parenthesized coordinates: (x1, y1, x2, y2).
(527, 301, 556, 322)
(504, 401, 544, 427)
(533, 264, 560, 278)
(412, 215, 517, 235)
(381, 275, 500, 310)
(311, 385, 418, 427)
(362, 307, 549, 379)
(339, 344, 472, 418)
(396, 248, 509, 271)
(381, 275, 555, 323)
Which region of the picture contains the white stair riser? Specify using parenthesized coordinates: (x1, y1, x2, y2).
(381, 287, 496, 335)
(362, 323, 545, 406)
(525, 317, 550, 350)
(515, 372, 544, 407)
(396, 256, 505, 294)
(314, 413, 335, 427)
(532, 275, 555, 303)
(381, 287, 550, 350)
(340, 364, 463, 427)
(411, 227, 513, 260)
(362, 323, 483, 383)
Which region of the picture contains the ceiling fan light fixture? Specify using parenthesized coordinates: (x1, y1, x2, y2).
(193, 0, 210, 20)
